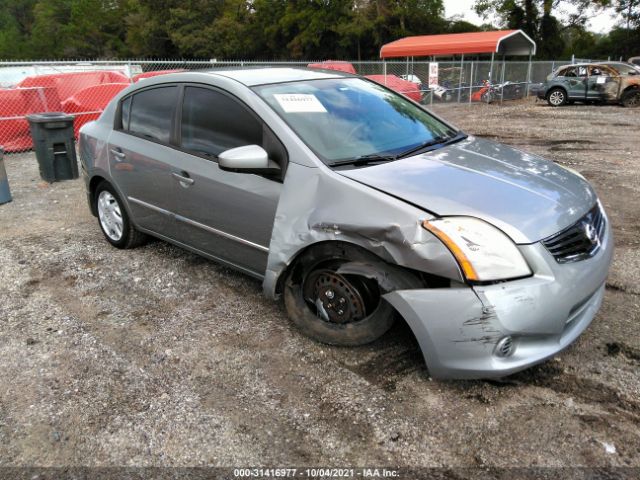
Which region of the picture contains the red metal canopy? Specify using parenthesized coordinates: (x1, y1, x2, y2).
(380, 30, 536, 58)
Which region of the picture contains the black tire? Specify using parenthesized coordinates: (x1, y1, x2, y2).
(621, 89, 640, 108)
(546, 88, 567, 107)
(284, 244, 396, 346)
(94, 181, 147, 249)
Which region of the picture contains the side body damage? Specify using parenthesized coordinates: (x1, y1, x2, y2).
(262, 161, 463, 300)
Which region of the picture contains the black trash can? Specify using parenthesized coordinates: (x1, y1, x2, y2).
(27, 112, 78, 183)
(0, 147, 12, 205)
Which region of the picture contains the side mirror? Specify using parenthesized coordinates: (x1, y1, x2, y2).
(218, 145, 280, 175)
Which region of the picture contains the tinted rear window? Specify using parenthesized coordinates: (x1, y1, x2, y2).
(129, 86, 177, 143)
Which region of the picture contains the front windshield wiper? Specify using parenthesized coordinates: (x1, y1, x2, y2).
(328, 131, 468, 168)
(328, 152, 398, 168)
(395, 132, 467, 159)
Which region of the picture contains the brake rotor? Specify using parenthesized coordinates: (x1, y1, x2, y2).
(313, 271, 366, 324)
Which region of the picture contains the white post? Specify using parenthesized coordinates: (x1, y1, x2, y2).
(469, 60, 474, 104)
(525, 51, 533, 97)
(500, 54, 506, 104)
(489, 52, 494, 85)
(457, 53, 464, 103)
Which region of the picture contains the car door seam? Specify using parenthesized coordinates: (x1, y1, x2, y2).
(127, 196, 269, 253)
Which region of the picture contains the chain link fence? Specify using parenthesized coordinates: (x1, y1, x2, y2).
(0, 59, 567, 152)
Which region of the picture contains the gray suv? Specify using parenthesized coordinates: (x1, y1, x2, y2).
(538, 62, 640, 107)
(79, 68, 613, 379)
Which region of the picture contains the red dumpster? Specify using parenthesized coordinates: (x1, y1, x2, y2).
(364, 74, 423, 102)
(307, 61, 357, 74)
(18, 71, 130, 103)
(0, 87, 61, 152)
(61, 83, 130, 136)
(132, 69, 185, 82)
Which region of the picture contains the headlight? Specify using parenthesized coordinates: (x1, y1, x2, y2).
(422, 217, 531, 282)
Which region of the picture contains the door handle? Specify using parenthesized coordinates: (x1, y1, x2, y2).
(172, 172, 195, 186)
(110, 148, 126, 161)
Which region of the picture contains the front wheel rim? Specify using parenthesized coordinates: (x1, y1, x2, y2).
(302, 266, 380, 325)
(98, 191, 124, 241)
(549, 91, 564, 105)
(625, 93, 640, 107)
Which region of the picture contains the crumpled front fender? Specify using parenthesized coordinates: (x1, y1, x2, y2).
(262, 163, 463, 299)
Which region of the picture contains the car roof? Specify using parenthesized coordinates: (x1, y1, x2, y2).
(557, 61, 636, 69)
(203, 67, 355, 86)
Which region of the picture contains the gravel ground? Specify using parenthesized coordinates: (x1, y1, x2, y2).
(0, 98, 639, 471)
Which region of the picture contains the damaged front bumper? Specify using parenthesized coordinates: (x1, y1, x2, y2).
(383, 221, 613, 380)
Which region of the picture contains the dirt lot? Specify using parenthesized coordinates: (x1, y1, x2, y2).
(0, 98, 639, 471)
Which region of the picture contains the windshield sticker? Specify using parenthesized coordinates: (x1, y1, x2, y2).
(274, 94, 327, 113)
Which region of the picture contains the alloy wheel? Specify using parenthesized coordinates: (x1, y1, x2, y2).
(549, 90, 565, 106)
(97, 190, 124, 241)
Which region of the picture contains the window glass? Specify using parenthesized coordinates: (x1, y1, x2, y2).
(129, 86, 177, 143)
(254, 78, 456, 163)
(181, 87, 262, 157)
(590, 66, 604, 76)
(120, 96, 131, 130)
(610, 63, 639, 76)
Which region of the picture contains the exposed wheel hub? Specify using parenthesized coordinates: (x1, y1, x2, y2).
(313, 271, 366, 324)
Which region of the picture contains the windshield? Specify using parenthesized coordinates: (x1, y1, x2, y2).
(254, 78, 457, 164)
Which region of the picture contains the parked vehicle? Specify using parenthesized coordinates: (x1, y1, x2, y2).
(473, 80, 524, 103)
(307, 61, 357, 75)
(538, 62, 640, 107)
(364, 74, 423, 102)
(400, 74, 422, 84)
(79, 68, 613, 379)
(629, 57, 640, 67)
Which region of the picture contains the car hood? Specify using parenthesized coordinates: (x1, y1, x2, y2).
(338, 136, 597, 243)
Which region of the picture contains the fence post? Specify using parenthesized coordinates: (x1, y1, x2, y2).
(469, 61, 474, 104)
(500, 55, 506, 104)
(489, 52, 494, 86)
(525, 51, 532, 98)
(457, 53, 464, 103)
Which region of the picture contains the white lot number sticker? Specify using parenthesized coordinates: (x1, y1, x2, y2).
(274, 94, 327, 113)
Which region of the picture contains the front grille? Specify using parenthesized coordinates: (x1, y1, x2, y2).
(542, 204, 606, 264)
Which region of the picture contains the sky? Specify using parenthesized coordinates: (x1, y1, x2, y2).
(443, 0, 621, 33)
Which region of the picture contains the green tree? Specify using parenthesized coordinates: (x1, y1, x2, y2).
(23, 0, 131, 58)
(0, 0, 36, 58)
(474, 0, 610, 58)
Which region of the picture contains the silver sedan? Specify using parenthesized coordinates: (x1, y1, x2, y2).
(79, 68, 613, 379)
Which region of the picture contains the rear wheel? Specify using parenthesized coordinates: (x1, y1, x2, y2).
(284, 247, 395, 346)
(621, 89, 640, 108)
(547, 88, 567, 107)
(95, 181, 147, 249)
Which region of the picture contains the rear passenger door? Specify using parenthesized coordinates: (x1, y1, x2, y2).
(170, 85, 284, 277)
(108, 85, 181, 237)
